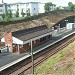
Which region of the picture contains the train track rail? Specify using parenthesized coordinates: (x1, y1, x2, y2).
(0, 33, 75, 75)
(18, 33, 75, 75)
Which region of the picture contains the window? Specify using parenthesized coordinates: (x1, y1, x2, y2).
(34, 8, 35, 10)
(17, 5, 19, 7)
(40, 37, 46, 42)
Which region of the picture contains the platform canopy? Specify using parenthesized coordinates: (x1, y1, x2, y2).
(1, 36, 23, 44)
(1, 25, 52, 45)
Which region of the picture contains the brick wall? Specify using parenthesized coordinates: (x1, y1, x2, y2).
(19, 35, 52, 53)
(5, 32, 13, 52)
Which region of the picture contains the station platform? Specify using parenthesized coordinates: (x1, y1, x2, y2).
(0, 28, 75, 72)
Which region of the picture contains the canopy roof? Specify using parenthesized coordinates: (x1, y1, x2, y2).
(1, 25, 51, 44)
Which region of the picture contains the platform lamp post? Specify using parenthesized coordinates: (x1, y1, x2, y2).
(65, 19, 68, 29)
(73, 18, 75, 29)
(31, 40, 34, 74)
(57, 24, 60, 33)
(58, 24, 60, 32)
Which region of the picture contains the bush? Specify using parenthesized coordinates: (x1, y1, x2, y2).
(2, 13, 5, 20)
(15, 10, 19, 18)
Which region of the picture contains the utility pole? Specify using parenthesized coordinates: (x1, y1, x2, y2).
(57, 24, 60, 33)
(65, 19, 68, 29)
(73, 18, 75, 31)
(31, 40, 34, 74)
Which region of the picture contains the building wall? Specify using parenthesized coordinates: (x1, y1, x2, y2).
(39, 3, 45, 13)
(30, 3, 39, 16)
(0, 2, 56, 19)
(0, 3, 8, 19)
(9, 4, 19, 17)
(19, 3, 26, 17)
(5, 32, 13, 52)
(0, 4, 4, 15)
(7, 2, 39, 17)
(19, 35, 52, 54)
(23, 39, 40, 51)
(50, 5, 56, 11)
(3, 32, 52, 54)
(25, 2, 39, 16)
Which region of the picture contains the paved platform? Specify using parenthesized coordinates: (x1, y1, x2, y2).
(0, 28, 75, 71)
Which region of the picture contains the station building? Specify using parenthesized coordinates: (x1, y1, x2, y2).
(1, 25, 52, 54)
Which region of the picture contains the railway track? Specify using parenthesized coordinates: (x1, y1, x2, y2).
(18, 33, 75, 75)
(0, 33, 75, 75)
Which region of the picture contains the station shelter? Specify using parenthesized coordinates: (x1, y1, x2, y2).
(1, 25, 52, 54)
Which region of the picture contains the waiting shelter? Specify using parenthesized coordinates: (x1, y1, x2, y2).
(1, 25, 52, 54)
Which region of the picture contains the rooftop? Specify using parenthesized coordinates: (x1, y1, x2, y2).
(12, 25, 51, 41)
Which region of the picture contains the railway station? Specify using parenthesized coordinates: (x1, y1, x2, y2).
(0, 0, 75, 74)
(1, 25, 52, 54)
(1, 21, 75, 54)
(0, 8, 75, 74)
(0, 19, 75, 73)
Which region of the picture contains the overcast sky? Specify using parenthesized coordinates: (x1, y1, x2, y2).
(0, 0, 75, 6)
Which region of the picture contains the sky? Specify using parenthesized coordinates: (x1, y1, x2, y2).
(0, 0, 75, 6)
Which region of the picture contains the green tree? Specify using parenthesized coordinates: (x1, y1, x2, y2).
(56, 6, 64, 11)
(21, 9, 25, 17)
(5, 11, 8, 16)
(26, 8, 30, 17)
(2, 13, 5, 19)
(9, 10, 12, 18)
(4, 15, 10, 21)
(44, 2, 53, 12)
(68, 2, 75, 11)
(68, 2, 73, 7)
(2, 11, 10, 21)
(56, 7, 60, 11)
(69, 4, 75, 11)
(15, 9, 19, 17)
(5, 11, 10, 21)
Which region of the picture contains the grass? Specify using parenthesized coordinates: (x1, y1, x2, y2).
(31, 41, 75, 75)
